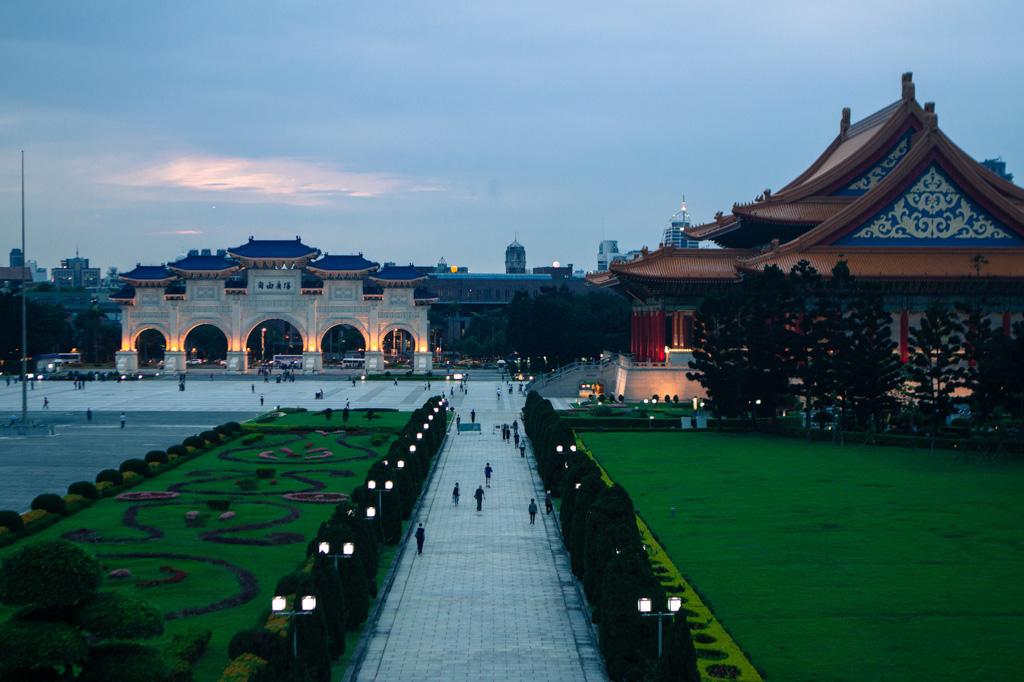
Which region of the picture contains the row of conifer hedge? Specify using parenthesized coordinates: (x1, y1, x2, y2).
(524, 392, 699, 682)
(220, 396, 449, 682)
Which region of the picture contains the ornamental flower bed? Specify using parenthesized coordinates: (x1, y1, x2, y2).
(115, 491, 181, 501)
(136, 565, 188, 588)
(281, 492, 348, 503)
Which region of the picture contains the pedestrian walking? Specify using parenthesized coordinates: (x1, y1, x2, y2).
(514, 433, 520, 448)
(86, 407, 92, 422)
(528, 499, 538, 524)
(251, 384, 255, 393)
(484, 463, 493, 488)
(119, 412, 126, 429)
(474, 485, 484, 511)
(470, 409, 476, 423)
(452, 482, 460, 505)
(519, 443, 526, 458)
(43, 397, 49, 409)
(260, 394, 264, 406)
(456, 415, 462, 431)
(415, 523, 425, 554)
(545, 491, 554, 514)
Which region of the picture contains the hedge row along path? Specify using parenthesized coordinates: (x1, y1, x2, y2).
(353, 388, 605, 681)
(0, 414, 403, 682)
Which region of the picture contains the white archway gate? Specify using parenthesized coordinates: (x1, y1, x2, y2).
(113, 241, 433, 374)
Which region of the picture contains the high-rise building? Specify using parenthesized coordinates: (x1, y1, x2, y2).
(9, 248, 23, 268)
(505, 239, 526, 274)
(982, 157, 1014, 182)
(662, 196, 701, 249)
(52, 255, 101, 289)
(597, 240, 620, 271)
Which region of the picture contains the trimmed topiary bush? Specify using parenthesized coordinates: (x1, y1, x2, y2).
(96, 469, 124, 486)
(119, 459, 150, 477)
(75, 591, 164, 640)
(68, 481, 99, 501)
(31, 493, 67, 515)
(167, 444, 188, 458)
(0, 510, 24, 532)
(78, 642, 170, 682)
(0, 539, 102, 608)
(0, 619, 88, 678)
(183, 435, 204, 449)
(144, 450, 168, 464)
(228, 628, 289, 663)
(219, 653, 269, 682)
(200, 430, 221, 444)
(223, 421, 242, 433)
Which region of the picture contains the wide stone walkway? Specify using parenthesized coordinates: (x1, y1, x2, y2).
(354, 383, 604, 681)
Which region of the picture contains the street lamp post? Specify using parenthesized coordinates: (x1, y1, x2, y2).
(261, 327, 268, 362)
(317, 540, 355, 572)
(637, 596, 683, 657)
(271, 594, 317, 657)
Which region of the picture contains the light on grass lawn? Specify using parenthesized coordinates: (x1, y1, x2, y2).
(637, 597, 652, 613)
(667, 597, 682, 613)
(318, 541, 330, 555)
(397, 460, 405, 469)
(342, 542, 355, 556)
(272, 596, 287, 612)
(301, 595, 317, 612)
(367, 480, 377, 490)
(365, 506, 376, 519)
(408, 445, 416, 453)
(384, 480, 394, 490)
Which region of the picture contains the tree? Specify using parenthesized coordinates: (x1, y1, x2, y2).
(787, 260, 824, 431)
(958, 302, 1007, 425)
(654, 614, 701, 682)
(597, 550, 663, 681)
(73, 307, 121, 364)
(907, 304, 965, 448)
(687, 288, 749, 418)
(737, 265, 797, 424)
(846, 281, 901, 430)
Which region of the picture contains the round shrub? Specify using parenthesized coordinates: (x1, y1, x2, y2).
(228, 628, 289, 662)
(0, 539, 101, 607)
(31, 494, 66, 515)
(75, 591, 164, 640)
(223, 421, 242, 433)
(183, 436, 204, 449)
(0, 510, 24, 532)
(213, 424, 231, 436)
(119, 459, 150, 477)
(274, 571, 313, 597)
(78, 642, 169, 682)
(167, 444, 187, 458)
(200, 430, 221, 444)
(96, 469, 124, 486)
(0, 619, 88, 677)
(144, 450, 168, 464)
(67, 481, 99, 501)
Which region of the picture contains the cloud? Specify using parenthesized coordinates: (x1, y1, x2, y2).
(110, 155, 444, 205)
(149, 229, 203, 236)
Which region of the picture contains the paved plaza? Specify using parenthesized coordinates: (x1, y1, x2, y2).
(354, 388, 604, 681)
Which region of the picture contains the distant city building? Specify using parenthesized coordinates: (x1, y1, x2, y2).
(52, 254, 101, 289)
(532, 263, 575, 278)
(505, 239, 526, 274)
(982, 157, 1013, 182)
(662, 196, 701, 248)
(435, 257, 467, 273)
(26, 260, 47, 282)
(597, 240, 620, 271)
(9, 248, 23, 268)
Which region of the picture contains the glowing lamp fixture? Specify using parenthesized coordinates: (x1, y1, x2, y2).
(384, 480, 394, 490)
(556, 445, 564, 454)
(423, 423, 429, 430)
(637, 597, 652, 614)
(408, 445, 416, 453)
(397, 460, 405, 469)
(272, 596, 287, 612)
(367, 480, 377, 490)
(365, 506, 376, 519)
(428, 414, 434, 421)
(342, 542, 355, 556)
(667, 597, 682, 613)
(301, 595, 317, 612)
(569, 445, 577, 453)
(575, 482, 582, 490)
(416, 433, 423, 440)
(318, 541, 330, 555)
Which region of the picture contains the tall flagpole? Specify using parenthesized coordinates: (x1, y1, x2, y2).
(21, 150, 28, 426)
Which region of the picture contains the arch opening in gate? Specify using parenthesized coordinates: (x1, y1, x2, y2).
(246, 319, 305, 369)
(321, 323, 367, 368)
(134, 329, 167, 366)
(182, 324, 229, 367)
(382, 328, 416, 366)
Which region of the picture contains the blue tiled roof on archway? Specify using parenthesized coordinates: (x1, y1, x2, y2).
(373, 265, 425, 281)
(228, 237, 319, 258)
(169, 255, 239, 271)
(120, 265, 175, 280)
(308, 255, 379, 271)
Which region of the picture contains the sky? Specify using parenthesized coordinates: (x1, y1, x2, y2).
(1, 1, 1022, 275)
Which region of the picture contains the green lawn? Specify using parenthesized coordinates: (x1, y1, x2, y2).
(0, 421, 402, 681)
(582, 431, 1024, 682)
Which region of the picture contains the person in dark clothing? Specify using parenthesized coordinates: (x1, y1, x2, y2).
(545, 491, 554, 514)
(484, 463, 492, 487)
(260, 394, 264, 406)
(415, 523, 425, 554)
(474, 485, 484, 511)
(452, 482, 460, 505)
(456, 415, 462, 431)
(86, 408, 92, 422)
(470, 409, 476, 423)
(528, 499, 538, 524)
(519, 443, 526, 458)
(514, 433, 520, 448)
(120, 412, 126, 429)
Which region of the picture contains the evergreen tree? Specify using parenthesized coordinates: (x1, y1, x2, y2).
(846, 281, 901, 429)
(597, 550, 663, 681)
(654, 614, 701, 682)
(687, 288, 748, 418)
(737, 265, 797, 424)
(907, 304, 965, 448)
(958, 302, 1006, 425)
(787, 260, 824, 431)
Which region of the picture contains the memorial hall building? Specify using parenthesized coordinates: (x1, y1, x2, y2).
(111, 238, 436, 374)
(588, 73, 1024, 399)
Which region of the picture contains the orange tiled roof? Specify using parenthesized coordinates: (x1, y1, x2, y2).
(608, 247, 752, 281)
(738, 248, 1024, 279)
(732, 198, 848, 224)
